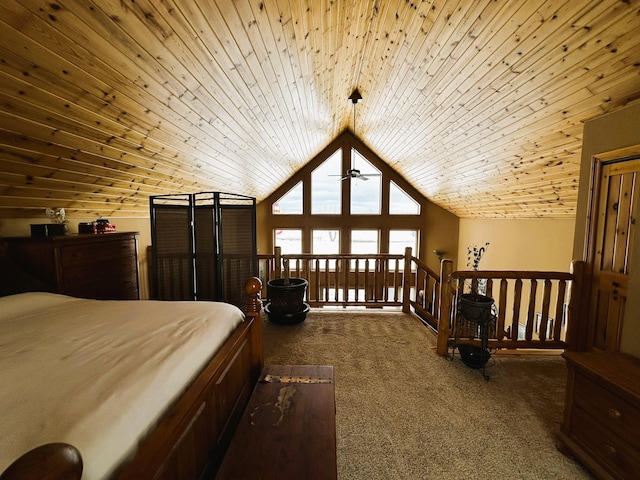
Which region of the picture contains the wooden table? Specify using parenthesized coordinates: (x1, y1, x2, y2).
(216, 365, 337, 480)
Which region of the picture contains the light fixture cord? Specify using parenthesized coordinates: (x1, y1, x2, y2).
(353, 102, 357, 135)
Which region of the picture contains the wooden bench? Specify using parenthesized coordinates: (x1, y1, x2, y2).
(216, 365, 337, 479)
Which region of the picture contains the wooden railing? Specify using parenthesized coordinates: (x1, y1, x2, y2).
(258, 247, 441, 315)
(258, 250, 588, 355)
(435, 259, 587, 356)
(406, 256, 441, 331)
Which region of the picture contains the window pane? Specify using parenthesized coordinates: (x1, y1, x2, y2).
(312, 229, 339, 270)
(389, 230, 418, 255)
(389, 230, 419, 271)
(350, 150, 381, 214)
(351, 230, 379, 253)
(312, 229, 340, 254)
(274, 229, 302, 254)
(351, 230, 378, 269)
(273, 182, 302, 214)
(312, 149, 342, 214)
(274, 229, 302, 273)
(390, 181, 420, 215)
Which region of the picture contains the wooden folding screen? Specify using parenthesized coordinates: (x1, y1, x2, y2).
(150, 192, 257, 309)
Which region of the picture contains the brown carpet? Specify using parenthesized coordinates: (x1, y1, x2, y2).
(262, 309, 593, 480)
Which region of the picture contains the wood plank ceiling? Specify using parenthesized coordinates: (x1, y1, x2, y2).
(1, 0, 639, 219)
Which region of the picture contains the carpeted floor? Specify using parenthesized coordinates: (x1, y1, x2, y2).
(263, 309, 593, 480)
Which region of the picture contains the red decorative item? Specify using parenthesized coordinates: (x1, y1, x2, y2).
(95, 218, 116, 233)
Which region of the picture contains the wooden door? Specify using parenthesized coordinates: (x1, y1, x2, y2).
(587, 154, 640, 352)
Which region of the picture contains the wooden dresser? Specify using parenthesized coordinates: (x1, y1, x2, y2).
(557, 351, 640, 480)
(5, 232, 140, 300)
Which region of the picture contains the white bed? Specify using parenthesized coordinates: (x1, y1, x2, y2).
(0, 290, 261, 479)
(0, 293, 244, 480)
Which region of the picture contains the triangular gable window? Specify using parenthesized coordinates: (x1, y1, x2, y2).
(390, 181, 420, 215)
(273, 182, 302, 214)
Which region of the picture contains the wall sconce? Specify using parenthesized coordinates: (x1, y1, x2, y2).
(433, 250, 445, 261)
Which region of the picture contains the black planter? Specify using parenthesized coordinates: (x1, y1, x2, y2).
(457, 344, 491, 369)
(265, 277, 310, 324)
(458, 293, 494, 324)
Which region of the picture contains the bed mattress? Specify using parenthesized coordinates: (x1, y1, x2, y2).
(0, 292, 244, 479)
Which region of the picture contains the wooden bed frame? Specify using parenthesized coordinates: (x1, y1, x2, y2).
(0, 275, 264, 480)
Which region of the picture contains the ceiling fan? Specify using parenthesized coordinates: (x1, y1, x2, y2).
(335, 89, 381, 182)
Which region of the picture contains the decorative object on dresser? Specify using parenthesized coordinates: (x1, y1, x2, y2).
(4, 232, 140, 300)
(150, 192, 257, 309)
(557, 351, 640, 480)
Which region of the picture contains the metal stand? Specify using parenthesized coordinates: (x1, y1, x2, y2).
(452, 294, 495, 380)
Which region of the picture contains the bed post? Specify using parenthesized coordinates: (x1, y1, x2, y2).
(0, 443, 82, 480)
(245, 277, 264, 371)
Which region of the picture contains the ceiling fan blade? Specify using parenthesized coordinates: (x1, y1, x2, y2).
(359, 175, 369, 181)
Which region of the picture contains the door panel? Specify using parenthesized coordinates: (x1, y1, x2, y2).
(587, 158, 640, 352)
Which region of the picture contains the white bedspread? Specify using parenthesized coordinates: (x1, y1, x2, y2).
(0, 292, 244, 479)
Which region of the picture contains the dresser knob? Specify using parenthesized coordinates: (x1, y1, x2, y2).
(608, 408, 622, 419)
(604, 444, 617, 456)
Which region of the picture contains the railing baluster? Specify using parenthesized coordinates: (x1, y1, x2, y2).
(326, 259, 331, 303)
(344, 256, 350, 303)
(313, 258, 320, 302)
(525, 279, 537, 341)
(497, 279, 508, 340)
(334, 259, 340, 302)
(539, 279, 553, 341)
(511, 279, 523, 342)
(554, 279, 567, 341)
(354, 258, 360, 302)
(394, 258, 399, 302)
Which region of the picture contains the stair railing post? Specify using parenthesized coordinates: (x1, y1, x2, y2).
(436, 259, 454, 356)
(402, 247, 412, 313)
(567, 260, 588, 351)
(274, 246, 282, 278)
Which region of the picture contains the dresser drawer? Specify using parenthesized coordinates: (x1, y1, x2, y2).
(59, 237, 136, 268)
(573, 372, 640, 450)
(5, 232, 140, 300)
(571, 406, 640, 479)
(62, 257, 139, 299)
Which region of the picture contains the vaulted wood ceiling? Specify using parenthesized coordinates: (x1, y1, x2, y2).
(1, 0, 639, 220)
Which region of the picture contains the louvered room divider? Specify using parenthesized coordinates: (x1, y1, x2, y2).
(150, 192, 257, 309)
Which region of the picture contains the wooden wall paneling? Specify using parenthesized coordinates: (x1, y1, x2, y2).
(0, 130, 188, 190)
(164, 0, 297, 163)
(0, 0, 640, 219)
(369, 0, 468, 154)
(276, 0, 333, 144)
(363, 0, 440, 129)
(77, 0, 277, 178)
(230, 0, 303, 154)
(0, 4, 234, 186)
(378, 0, 519, 155)
(398, 0, 628, 193)
(2, 0, 278, 199)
